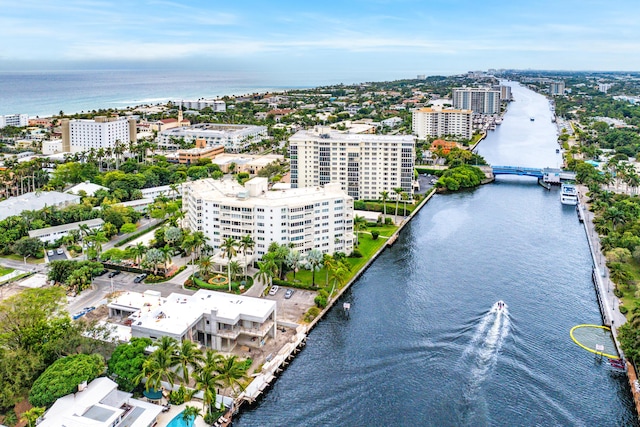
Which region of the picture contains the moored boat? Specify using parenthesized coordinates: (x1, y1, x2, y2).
(561, 183, 578, 205)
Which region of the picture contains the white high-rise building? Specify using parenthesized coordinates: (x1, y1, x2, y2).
(61, 116, 136, 153)
(183, 177, 354, 258)
(288, 127, 415, 200)
(412, 107, 473, 140)
(175, 99, 226, 112)
(0, 114, 29, 128)
(452, 88, 501, 114)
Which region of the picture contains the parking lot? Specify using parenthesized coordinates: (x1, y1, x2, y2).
(263, 286, 316, 323)
(46, 249, 68, 262)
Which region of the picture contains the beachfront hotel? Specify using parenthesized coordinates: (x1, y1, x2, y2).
(288, 126, 415, 200)
(157, 123, 267, 153)
(412, 107, 473, 140)
(61, 116, 137, 153)
(452, 87, 501, 114)
(182, 176, 354, 258)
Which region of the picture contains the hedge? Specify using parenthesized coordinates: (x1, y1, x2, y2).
(145, 265, 187, 283)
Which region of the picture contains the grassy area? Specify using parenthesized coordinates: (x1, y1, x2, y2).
(0, 267, 14, 276)
(1, 254, 44, 264)
(616, 260, 640, 317)
(286, 232, 391, 287)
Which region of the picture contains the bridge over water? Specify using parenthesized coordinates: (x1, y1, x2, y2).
(491, 165, 576, 183)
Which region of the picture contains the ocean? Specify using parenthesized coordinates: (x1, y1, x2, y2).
(0, 68, 418, 117)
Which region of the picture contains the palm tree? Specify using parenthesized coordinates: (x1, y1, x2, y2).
(131, 242, 147, 265)
(380, 190, 389, 221)
(181, 405, 201, 427)
(253, 260, 276, 290)
(353, 215, 367, 246)
(194, 365, 223, 414)
(197, 256, 214, 278)
(393, 187, 403, 224)
(144, 248, 165, 275)
(160, 245, 173, 272)
(136, 345, 177, 392)
(401, 191, 409, 218)
(239, 234, 255, 279)
(305, 249, 324, 286)
(173, 340, 204, 384)
(215, 355, 249, 396)
(220, 237, 239, 291)
(287, 250, 303, 280)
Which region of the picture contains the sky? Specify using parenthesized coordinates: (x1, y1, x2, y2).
(2, 0, 640, 78)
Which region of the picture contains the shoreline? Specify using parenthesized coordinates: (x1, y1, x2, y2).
(233, 188, 437, 414)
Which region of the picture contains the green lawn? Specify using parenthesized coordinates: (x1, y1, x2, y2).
(0, 267, 14, 276)
(617, 260, 640, 318)
(1, 254, 45, 264)
(286, 233, 389, 287)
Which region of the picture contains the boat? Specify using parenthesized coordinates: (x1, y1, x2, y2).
(561, 183, 578, 205)
(556, 148, 560, 153)
(497, 300, 505, 310)
(530, 117, 535, 121)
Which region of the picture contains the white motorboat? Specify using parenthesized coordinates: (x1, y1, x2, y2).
(561, 183, 578, 205)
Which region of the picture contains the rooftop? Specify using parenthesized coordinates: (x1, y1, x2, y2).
(290, 127, 415, 144)
(0, 191, 80, 221)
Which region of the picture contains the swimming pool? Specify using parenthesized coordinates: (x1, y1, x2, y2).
(166, 411, 194, 427)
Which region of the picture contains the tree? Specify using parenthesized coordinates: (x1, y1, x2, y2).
(253, 260, 276, 290)
(239, 234, 255, 279)
(380, 190, 389, 220)
(287, 250, 303, 280)
(144, 248, 165, 275)
(136, 338, 178, 392)
(12, 236, 43, 261)
(305, 249, 324, 287)
(353, 215, 367, 246)
(173, 340, 204, 385)
(393, 187, 403, 224)
(20, 406, 45, 427)
(220, 237, 239, 291)
(181, 405, 202, 427)
(215, 355, 249, 396)
(107, 337, 152, 392)
(29, 353, 105, 407)
(120, 222, 137, 234)
(130, 242, 148, 265)
(194, 364, 223, 414)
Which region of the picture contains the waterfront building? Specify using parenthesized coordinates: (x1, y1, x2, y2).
(29, 218, 104, 244)
(157, 123, 267, 153)
(0, 191, 80, 221)
(38, 377, 162, 427)
(174, 99, 226, 112)
(183, 177, 354, 257)
(452, 87, 501, 114)
(125, 289, 277, 352)
(0, 114, 29, 128)
(288, 127, 415, 200)
(412, 107, 473, 140)
(500, 85, 512, 101)
(61, 116, 136, 153)
(550, 81, 566, 96)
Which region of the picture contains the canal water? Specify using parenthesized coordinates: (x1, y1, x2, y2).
(235, 83, 636, 426)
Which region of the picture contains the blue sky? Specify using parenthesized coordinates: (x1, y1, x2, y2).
(2, 0, 640, 77)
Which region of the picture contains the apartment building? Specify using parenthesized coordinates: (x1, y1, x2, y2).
(157, 123, 267, 153)
(550, 81, 566, 96)
(412, 107, 473, 139)
(174, 99, 226, 112)
(61, 116, 136, 153)
(183, 177, 354, 258)
(288, 127, 415, 200)
(0, 114, 29, 128)
(452, 87, 501, 114)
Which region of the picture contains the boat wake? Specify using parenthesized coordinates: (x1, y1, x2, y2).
(458, 301, 511, 424)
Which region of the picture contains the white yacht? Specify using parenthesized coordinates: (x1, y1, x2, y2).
(561, 183, 578, 205)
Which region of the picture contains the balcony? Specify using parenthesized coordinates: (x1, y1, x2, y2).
(216, 319, 274, 340)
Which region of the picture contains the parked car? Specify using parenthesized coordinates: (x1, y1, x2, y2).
(83, 306, 96, 313)
(284, 289, 294, 299)
(94, 269, 107, 277)
(107, 270, 121, 278)
(268, 285, 279, 296)
(133, 273, 147, 283)
(47, 250, 54, 256)
(56, 248, 64, 255)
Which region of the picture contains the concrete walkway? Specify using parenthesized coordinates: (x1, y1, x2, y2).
(578, 188, 627, 329)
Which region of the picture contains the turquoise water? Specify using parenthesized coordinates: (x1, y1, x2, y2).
(166, 411, 193, 427)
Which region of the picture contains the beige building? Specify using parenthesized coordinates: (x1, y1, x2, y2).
(61, 116, 136, 153)
(209, 153, 284, 174)
(289, 127, 415, 200)
(412, 107, 473, 140)
(176, 138, 224, 164)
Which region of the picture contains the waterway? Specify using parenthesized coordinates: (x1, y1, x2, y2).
(235, 82, 636, 426)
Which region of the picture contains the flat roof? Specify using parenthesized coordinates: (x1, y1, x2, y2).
(290, 127, 415, 144)
(65, 182, 109, 196)
(0, 191, 80, 221)
(29, 218, 104, 238)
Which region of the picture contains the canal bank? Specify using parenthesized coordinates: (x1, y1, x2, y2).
(234, 188, 437, 412)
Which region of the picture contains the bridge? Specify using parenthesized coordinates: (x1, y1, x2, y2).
(491, 165, 576, 183)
